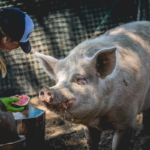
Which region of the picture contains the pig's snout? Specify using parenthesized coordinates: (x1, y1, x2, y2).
(39, 87, 53, 103)
(39, 87, 75, 110)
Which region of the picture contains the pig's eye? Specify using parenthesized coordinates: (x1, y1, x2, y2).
(75, 75, 87, 85)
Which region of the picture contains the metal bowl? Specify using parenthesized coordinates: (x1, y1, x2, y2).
(0, 135, 26, 150)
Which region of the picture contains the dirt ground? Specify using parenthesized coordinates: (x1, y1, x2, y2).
(29, 96, 150, 150)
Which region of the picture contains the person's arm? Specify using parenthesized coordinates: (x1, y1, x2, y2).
(0, 97, 24, 112)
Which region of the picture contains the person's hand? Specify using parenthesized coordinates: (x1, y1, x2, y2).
(0, 97, 24, 112)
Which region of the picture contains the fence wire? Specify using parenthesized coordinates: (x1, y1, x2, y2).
(0, 0, 147, 97)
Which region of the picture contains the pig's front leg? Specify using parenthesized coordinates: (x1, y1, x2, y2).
(112, 127, 134, 150)
(84, 126, 101, 150)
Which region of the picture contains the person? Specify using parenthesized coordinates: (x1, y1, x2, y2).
(0, 7, 34, 113)
(0, 7, 34, 144)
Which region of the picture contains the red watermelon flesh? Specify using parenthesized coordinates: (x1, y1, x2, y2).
(11, 95, 29, 105)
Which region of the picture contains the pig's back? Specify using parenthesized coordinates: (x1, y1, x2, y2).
(71, 21, 150, 59)
(106, 21, 150, 66)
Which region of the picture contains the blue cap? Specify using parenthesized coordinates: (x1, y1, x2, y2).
(0, 7, 34, 53)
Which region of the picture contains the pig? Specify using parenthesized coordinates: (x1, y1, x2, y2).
(35, 21, 150, 150)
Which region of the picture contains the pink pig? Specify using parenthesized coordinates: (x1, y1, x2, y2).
(35, 21, 150, 150)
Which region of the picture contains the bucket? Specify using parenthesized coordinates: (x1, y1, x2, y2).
(13, 104, 45, 150)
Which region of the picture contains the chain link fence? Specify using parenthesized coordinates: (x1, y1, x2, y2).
(0, 0, 148, 97)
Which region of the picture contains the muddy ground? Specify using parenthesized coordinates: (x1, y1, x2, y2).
(29, 96, 150, 150)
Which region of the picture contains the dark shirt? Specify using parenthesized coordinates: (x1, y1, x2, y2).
(0, 100, 6, 112)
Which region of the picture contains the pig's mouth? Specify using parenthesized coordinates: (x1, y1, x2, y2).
(41, 99, 75, 113)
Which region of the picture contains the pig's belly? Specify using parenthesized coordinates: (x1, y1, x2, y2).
(92, 116, 114, 131)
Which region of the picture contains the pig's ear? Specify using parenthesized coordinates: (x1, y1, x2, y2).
(90, 47, 117, 79)
(34, 51, 58, 79)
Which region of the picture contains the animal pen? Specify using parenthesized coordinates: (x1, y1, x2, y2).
(0, 0, 150, 150)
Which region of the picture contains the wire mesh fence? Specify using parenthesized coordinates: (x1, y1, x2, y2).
(0, 0, 147, 97)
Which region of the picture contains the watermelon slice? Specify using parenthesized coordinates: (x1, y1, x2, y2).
(11, 95, 30, 106)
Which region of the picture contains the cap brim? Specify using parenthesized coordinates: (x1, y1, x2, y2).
(19, 40, 31, 53)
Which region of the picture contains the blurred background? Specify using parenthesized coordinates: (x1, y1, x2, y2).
(0, 0, 149, 97)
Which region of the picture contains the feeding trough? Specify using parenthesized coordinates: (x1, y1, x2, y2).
(0, 135, 26, 150)
(13, 104, 45, 150)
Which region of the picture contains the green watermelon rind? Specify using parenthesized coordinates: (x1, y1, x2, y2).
(12, 96, 30, 106)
